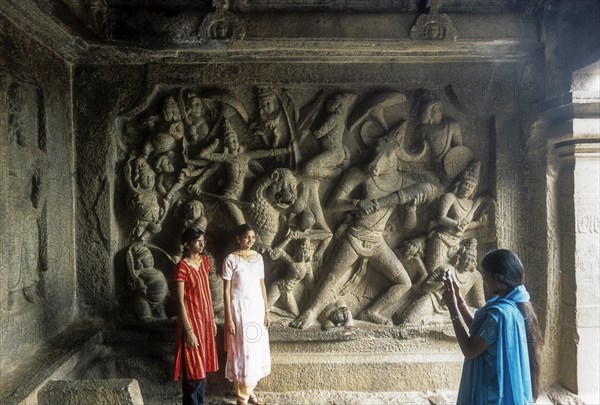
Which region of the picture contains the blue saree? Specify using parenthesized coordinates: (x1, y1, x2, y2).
(456, 285, 534, 405)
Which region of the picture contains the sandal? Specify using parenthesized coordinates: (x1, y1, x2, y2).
(249, 394, 264, 405)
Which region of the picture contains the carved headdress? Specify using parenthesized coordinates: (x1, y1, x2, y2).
(460, 160, 481, 184)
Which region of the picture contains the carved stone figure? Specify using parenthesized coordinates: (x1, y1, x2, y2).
(248, 168, 298, 249)
(398, 235, 428, 286)
(141, 97, 184, 161)
(179, 199, 208, 231)
(267, 211, 332, 316)
(125, 155, 165, 240)
(182, 91, 220, 150)
(193, 121, 291, 225)
(167, 91, 224, 200)
(416, 100, 464, 169)
(401, 238, 484, 324)
(202, 0, 245, 40)
(320, 300, 354, 330)
(410, 0, 458, 41)
(154, 154, 177, 197)
(290, 125, 438, 329)
(302, 93, 354, 179)
(6, 106, 47, 307)
(126, 243, 169, 323)
(252, 86, 288, 149)
(424, 160, 489, 275)
(267, 236, 312, 316)
(296, 92, 355, 235)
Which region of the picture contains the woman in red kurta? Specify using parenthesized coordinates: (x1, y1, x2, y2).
(174, 226, 219, 405)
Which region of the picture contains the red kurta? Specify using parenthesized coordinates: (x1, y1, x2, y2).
(173, 256, 219, 380)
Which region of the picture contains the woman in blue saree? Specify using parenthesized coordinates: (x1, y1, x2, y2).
(442, 249, 543, 404)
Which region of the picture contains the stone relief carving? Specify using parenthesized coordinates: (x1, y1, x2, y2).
(1, 76, 48, 310)
(200, 0, 245, 41)
(117, 85, 496, 331)
(126, 243, 170, 323)
(290, 125, 439, 329)
(125, 155, 166, 241)
(401, 238, 485, 325)
(267, 211, 331, 316)
(196, 122, 291, 225)
(423, 161, 492, 275)
(410, 0, 458, 41)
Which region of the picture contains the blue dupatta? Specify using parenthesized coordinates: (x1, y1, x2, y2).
(456, 285, 534, 405)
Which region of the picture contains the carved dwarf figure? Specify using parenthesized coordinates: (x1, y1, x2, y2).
(398, 235, 428, 286)
(179, 199, 208, 231)
(126, 243, 169, 322)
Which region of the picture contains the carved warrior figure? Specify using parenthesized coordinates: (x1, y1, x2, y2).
(401, 238, 484, 325)
(142, 96, 184, 160)
(125, 156, 165, 240)
(192, 122, 292, 225)
(267, 211, 331, 316)
(302, 93, 353, 179)
(169, 92, 223, 200)
(416, 99, 463, 166)
(252, 86, 288, 149)
(295, 92, 355, 235)
(182, 91, 220, 149)
(126, 243, 169, 322)
(424, 160, 488, 276)
(291, 124, 438, 329)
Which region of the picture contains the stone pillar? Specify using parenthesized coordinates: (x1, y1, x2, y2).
(543, 89, 600, 403)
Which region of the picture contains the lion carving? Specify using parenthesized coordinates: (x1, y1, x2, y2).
(248, 168, 298, 249)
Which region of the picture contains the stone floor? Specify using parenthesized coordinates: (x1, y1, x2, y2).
(148, 390, 458, 405)
(149, 390, 560, 405)
(0, 323, 574, 405)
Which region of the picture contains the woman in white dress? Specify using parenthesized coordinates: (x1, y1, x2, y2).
(223, 224, 271, 405)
